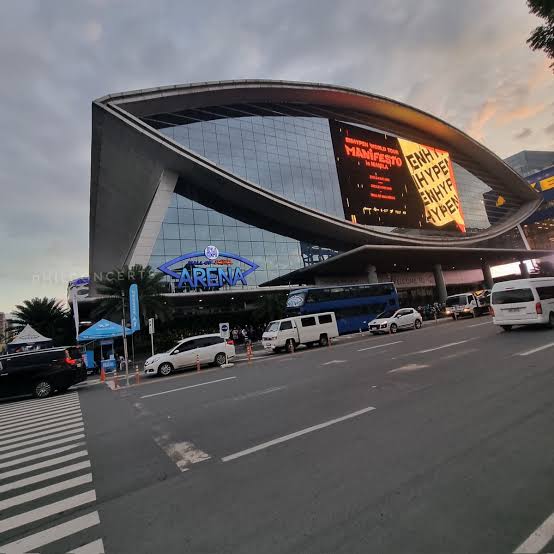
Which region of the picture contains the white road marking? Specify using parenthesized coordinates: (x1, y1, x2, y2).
(440, 347, 479, 361)
(0, 433, 85, 461)
(0, 460, 91, 493)
(0, 449, 88, 479)
(388, 363, 430, 373)
(0, 441, 85, 469)
(68, 538, 105, 553)
(468, 321, 491, 327)
(322, 360, 347, 365)
(0, 393, 78, 416)
(141, 376, 237, 399)
(0, 406, 82, 432)
(0, 411, 83, 436)
(513, 511, 554, 553)
(0, 425, 84, 451)
(0, 489, 96, 533)
(231, 386, 285, 401)
(0, 511, 100, 553)
(0, 473, 93, 511)
(0, 398, 79, 423)
(517, 342, 554, 357)
(222, 406, 376, 462)
(0, 417, 83, 442)
(358, 341, 403, 352)
(415, 340, 469, 354)
(153, 436, 210, 471)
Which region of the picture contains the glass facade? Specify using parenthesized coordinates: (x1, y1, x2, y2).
(146, 114, 522, 289)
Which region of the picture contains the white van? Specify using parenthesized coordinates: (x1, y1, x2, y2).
(262, 312, 339, 353)
(490, 278, 554, 331)
(445, 290, 490, 319)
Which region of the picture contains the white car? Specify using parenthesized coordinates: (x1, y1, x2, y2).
(144, 333, 235, 377)
(368, 308, 422, 334)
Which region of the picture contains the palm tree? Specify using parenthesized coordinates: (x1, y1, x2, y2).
(11, 297, 73, 345)
(92, 265, 170, 325)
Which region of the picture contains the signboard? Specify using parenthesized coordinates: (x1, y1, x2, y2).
(158, 245, 259, 290)
(329, 120, 466, 233)
(129, 284, 140, 332)
(219, 322, 230, 339)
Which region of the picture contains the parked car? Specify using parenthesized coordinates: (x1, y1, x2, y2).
(490, 278, 554, 331)
(0, 346, 87, 399)
(368, 308, 422, 334)
(144, 333, 235, 377)
(445, 290, 490, 319)
(262, 312, 339, 353)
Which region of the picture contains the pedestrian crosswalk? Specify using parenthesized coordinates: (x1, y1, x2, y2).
(0, 392, 104, 553)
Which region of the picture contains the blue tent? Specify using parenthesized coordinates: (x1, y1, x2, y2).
(78, 319, 134, 342)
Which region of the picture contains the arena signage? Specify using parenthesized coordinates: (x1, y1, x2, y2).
(157, 246, 259, 290)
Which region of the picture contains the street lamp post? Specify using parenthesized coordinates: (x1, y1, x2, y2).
(121, 290, 130, 386)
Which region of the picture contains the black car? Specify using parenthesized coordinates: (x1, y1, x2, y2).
(0, 346, 87, 399)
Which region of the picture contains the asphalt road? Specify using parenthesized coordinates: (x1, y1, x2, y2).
(1, 316, 553, 553)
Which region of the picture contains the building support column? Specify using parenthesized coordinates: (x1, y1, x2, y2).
(367, 264, 378, 284)
(519, 261, 530, 279)
(481, 261, 494, 289)
(433, 263, 447, 304)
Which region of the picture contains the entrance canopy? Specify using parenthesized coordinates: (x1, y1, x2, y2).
(78, 319, 133, 342)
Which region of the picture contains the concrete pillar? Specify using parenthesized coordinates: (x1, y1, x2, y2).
(367, 264, 378, 284)
(433, 263, 447, 304)
(481, 261, 494, 289)
(519, 261, 530, 279)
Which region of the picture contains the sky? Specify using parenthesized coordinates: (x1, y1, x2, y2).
(0, 0, 553, 313)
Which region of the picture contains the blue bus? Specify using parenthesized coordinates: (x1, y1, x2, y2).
(285, 283, 400, 335)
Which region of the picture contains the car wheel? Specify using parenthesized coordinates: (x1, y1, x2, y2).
(286, 339, 296, 353)
(158, 362, 173, 377)
(414, 319, 422, 329)
(472, 309, 477, 318)
(214, 352, 227, 366)
(501, 325, 512, 332)
(389, 323, 398, 334)
(33, 380, 52, 398)
(548, 313, 554, 329)
(371, 331, 378, 335)
(319, 334, 329, 347)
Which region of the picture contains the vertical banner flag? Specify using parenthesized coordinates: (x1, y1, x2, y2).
(129, 284, 140, 332)
(71, 288, 80, 340)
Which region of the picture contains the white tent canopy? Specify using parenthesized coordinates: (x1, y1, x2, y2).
(9, 325, 52, 346)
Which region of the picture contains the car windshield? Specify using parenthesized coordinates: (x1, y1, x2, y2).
(446, 295, 467, 306)
(376, 309, 397, 319)
(265, 321, 280, 332)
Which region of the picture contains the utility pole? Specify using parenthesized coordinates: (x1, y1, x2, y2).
(121, 290, 129, 386)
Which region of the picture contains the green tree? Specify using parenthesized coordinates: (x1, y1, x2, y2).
(11, 297, 73, 345)
(92, 265, 170, 325)
(527, 0, 554, 70)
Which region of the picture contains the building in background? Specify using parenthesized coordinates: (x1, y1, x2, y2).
(85, 80, 549, 318)
(504, 150, 554, 178)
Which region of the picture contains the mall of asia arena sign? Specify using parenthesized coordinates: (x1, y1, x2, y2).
(157, 246, 259, 290)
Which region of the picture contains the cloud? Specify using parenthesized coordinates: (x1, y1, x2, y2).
(514, 128, 533, 140)
(545, 123, 554, 136)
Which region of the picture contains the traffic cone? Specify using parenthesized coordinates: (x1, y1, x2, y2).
(100, 367, 106, 383)
(135, 365, 140, 385)
(196, 353, 201, 372)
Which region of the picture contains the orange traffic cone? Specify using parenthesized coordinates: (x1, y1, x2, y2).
(100, 367, 106, 383)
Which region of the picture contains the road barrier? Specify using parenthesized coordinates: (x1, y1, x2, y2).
(113, 369, 119, 389)
(135, 365, 141, 385)
(196, 353, 201, 372)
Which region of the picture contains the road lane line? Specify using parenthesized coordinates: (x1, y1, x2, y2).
(0, 450, 88, 479)
(513, 511, 554, 553)
(517, 342, 554, 356)
(0, 441, 85, 469)
(0, 433, 85, 461)
(0, 460, 91, 493)
(0, 424, 84, 450)
(68, 538, 105, 553)
(0, 417, 83, 442)
(0, 489, 96, 533)
(232, 386, 285, 401)
(388, 363, 430, 373)
(222, 406, 376, 462)
(468, 321, 491, 327)
(358, 341, 403, 352)
(322, 360, 347, 365)
(141, 376, 237, 399)
(416, 340, 469, 354)
(0, 511, 100, 553)
(0, 473, 93, 511)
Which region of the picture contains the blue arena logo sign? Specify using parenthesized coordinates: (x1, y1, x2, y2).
(157, 245, 259, 289)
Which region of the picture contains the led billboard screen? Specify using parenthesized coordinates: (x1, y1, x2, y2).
(329, 120, 466, 233)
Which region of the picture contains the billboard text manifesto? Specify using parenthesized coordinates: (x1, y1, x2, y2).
(329, 120, 465, 233)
